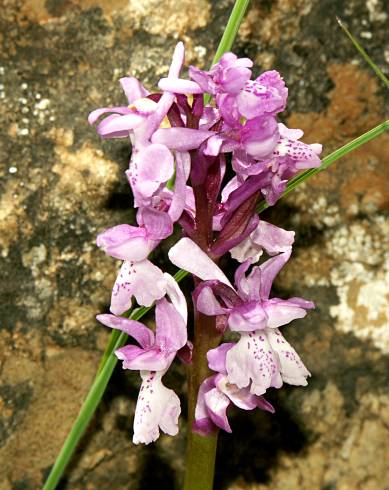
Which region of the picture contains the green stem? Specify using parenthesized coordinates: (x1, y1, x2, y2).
(184, 433, 218, 490)
(183, 310, 221, 490)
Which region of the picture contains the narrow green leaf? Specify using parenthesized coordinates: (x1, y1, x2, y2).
(337, 17, 389, 89)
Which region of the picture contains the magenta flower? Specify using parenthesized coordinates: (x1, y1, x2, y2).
(90, 43, 322, 447)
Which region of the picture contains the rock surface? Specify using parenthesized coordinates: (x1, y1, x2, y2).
(0, 0, 388, 489)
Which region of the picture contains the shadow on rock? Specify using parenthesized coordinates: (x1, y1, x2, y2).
(215, 398, 309, 489)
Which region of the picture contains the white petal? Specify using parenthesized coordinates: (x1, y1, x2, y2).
(110, 260, 167, 314)
(163, 272, 188, 323)
(226, 331, 283, 395)
(266, 328, 310, 385)
(230, 235, 263, 263)
(168, 238, 233, 287)
(133, 371, 181, 445)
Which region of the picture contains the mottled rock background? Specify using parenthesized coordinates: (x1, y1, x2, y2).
(0, 0, 388, 488)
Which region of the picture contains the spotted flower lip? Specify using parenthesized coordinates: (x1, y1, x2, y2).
(225, 327, 311, 395)
(193, 342, 274, 436)
(236, 70, 288, 119)
(110, 260, 167, 314)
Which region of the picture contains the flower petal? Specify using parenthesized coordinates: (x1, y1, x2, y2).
(131, 144, 175, 201)
(96, 224, 154, 262)
(139, 208, 173, 240)
(168, 238, 233, 287)
(152, 128, 213, 151)
(259, 250, 291, 300)
(97, 112, 146, 138)
(195, 282, 228, 316)
(163, 272, 188, 323)
(228, 303, 267, 332)
(207, 343, 234, 374)
(133, 371, 181, 444)
(226, 331, 283, 395)
(158, 78, 203, 94)
(155, 298, 187, 352)
(110, 260, 166, 314)
(116, 346, 174, 371)
(119, 77, 149, 104)
(264, 297, 314, 328)
(193, 376, 217, 436)
(204, 388, 232, 433)
(266, 328, 310, 385)
(96, 314, 154, 348)
(88, 106, 131, 125)
(250, 220, 294, 256)
(168, 151, 188, 223)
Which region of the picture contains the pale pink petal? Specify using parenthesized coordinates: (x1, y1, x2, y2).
(250, 221, 295, 256)
(155, 298, 187, 352)
(230, 235, 264, 263)
(119, 77, 149, 104)
(110, 260, 166, 314)
(168, 42, 185, 78)
(168, 238, 233, 287)
(221, 176, 241, 203)
(204, 388, 232, 433)
(163, 273, 188, 323)
(88, 106, 131, 125)
(226, 331, 283, 395)
(96, 314, 154, 348)
(133, 371, 181, 444)
(135, 144, 175, 198)
(228, 304, 267, 332)
(116, 347, 174, 371)
(215, 374, 257, 410)
(140, 208, 173, 240)
(193, 376, 217, 436)
(152, 128, 213, 151)
(266, 328, 310, 385)
(97, 112, 145, 137)
(158, 78, 203, 94)
(207, 343, 234, 374)
(196, 284, 227, 316)
(264, 298, 313, 328)
(259, 250, 291, 300)
(168, 151, 187, 222)
(96, 224, 153, 262)
(278, 122, 303, 140)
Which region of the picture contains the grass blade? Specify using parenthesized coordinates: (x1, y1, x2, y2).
(337, 16, 389, 89)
